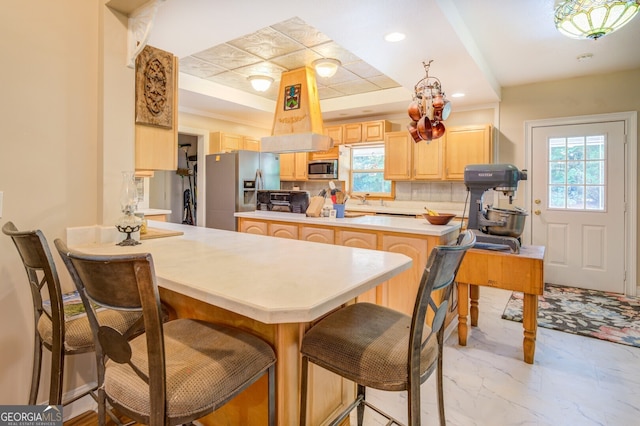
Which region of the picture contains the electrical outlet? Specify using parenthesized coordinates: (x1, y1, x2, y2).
(0, 191, 3, 218)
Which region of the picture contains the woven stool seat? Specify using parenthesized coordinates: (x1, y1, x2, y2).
(300, 232, 475, 426)
(301, 302, 437, 392)
(105, 319, 275, 422)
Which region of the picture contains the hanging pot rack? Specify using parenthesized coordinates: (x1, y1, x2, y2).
(406, 60, 451, 143)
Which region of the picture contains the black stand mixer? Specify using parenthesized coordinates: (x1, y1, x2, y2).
(462, 164, 528, 253)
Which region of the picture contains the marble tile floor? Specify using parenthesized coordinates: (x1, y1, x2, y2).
(350, 286, 640, 426)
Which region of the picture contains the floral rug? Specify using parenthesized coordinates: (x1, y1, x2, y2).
(501, 284, 640, 348)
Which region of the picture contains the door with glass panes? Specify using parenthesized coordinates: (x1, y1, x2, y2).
(531, 121, 625, 293)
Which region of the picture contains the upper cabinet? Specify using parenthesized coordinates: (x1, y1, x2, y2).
(443, 124, 493, 180)
(209, 132, 262, 153)
(343, 123, 362, 144)
(280, 152, 309, 181)
(384, 124, 493, 181)
(324, 120, 396, 146)
(135, 47, 178, 171)
(362, 120, 394, 142)
(324, 126, 343, 145)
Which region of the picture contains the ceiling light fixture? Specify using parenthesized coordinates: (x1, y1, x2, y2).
(554, 0, 640, 40)
(248, 75, 273, 92)
(313, 58, 341, 78)
(384, 32, 406, 42)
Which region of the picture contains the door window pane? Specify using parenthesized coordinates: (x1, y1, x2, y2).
(547, 134, 605, 212)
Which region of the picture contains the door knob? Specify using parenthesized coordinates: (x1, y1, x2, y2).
(534, 210, 541, 215)
(534, 199, 541, 204)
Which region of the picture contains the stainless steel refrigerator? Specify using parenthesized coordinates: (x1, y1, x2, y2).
(205, 151, 280, 231)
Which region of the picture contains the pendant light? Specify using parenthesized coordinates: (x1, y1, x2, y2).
(554, 0, 640, 40)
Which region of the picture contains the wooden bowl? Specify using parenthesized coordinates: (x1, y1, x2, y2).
(423, 213, 455, 225)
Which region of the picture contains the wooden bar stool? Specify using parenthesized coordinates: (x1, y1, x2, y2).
(2, 221, 143, 406)
(300, 232, 475, 426)
(55, 239, 277, 426)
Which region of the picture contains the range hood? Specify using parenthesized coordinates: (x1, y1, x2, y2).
(261, 66, 333, 153)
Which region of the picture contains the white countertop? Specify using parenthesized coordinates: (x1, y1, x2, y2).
(138, 208, 171, 216)
(65, 221, 412, 324)
(235, 210, 460, 236)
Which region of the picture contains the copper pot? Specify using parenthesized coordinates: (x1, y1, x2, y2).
(432, 94, 444, 110)
(417, 116, 432, 141)
(431, 121, 446, 139)
(407, 101, 422, 121)
(407, 121, 421, 142)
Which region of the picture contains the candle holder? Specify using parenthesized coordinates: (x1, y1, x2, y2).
(116, 171, 142, 246)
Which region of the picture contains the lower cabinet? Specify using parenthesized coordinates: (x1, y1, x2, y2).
(381, 235, 429, 315)
(300, 226, 334, 244)
(238, 219, 267, 235)
(237, 217, 458, 318)
(335, 230, 378, 304)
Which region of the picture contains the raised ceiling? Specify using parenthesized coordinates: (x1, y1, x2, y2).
(146, 0, 640, 128)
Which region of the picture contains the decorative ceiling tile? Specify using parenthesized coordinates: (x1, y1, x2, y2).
(192, 43, 262, 70)
(331, 79, 380, 95)
(369, 75, 402, 89)
(270, 17, 332, 48)
(270, 49, 323, 71)
(182, 18, 401, 102)
(310, 42, 361, 65)
(234, 61, 287, 79)
(179, 56, 227, 78)
(227, 27, 304, 60)
(343, 60, 384, 79)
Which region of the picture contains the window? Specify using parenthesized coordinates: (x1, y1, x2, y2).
(351, 144, 392, 196)
(548, 135, 606, 211)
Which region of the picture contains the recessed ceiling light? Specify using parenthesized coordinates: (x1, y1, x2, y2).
(384, 32, 406, 42)
(451, 92, 465, 98)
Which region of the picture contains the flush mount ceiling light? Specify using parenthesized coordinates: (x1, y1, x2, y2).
(554, 0, 640, 40)
(313, 58, 341, 78)
(384, 32, 406, 42)
(247, 75, 273, 92)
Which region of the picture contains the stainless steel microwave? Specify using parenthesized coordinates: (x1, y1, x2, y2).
(308, 160, 338, 179)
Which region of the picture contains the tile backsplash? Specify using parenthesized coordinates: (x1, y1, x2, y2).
(395, 181, 468, 203)
(282, 180, 469, 203)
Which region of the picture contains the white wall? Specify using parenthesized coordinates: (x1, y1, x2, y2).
(0, 0, 134, 412)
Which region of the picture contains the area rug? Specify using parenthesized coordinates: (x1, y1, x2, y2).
(502, 284, 640, 348)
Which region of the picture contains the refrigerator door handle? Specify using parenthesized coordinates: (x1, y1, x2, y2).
(255, 169, 264, 190)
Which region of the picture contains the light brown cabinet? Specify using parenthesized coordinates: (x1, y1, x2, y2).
(301, 226, 335, 244)
(269, 223, 299, 239)
(443, 124, 493, 180)
(237, 217, 458, 318)
(343, 123, 362, 144)
(209, 132, 243, 153)
(335, 230, 379, 304)
(280, 152, 309, 181)
(324, 126, 343, 145)
(381, 234, 429, 315)
(308, 146, 339, 161)
(385, 125, 492, 181)
(362, 120, 394, 142)
(239, 219, 267, 235)
(384, 131, 412, 180)
(242, 136, 261, 151)
(135, 56, 178, 171)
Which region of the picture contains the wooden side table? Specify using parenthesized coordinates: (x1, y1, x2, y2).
(456, 245, 545, 364)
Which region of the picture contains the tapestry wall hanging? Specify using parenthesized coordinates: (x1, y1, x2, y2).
(135, 45, 173, 129)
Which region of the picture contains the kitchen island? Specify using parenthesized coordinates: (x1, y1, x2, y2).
(65, 221, 412, 425)
(236, 211, 460, 317)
